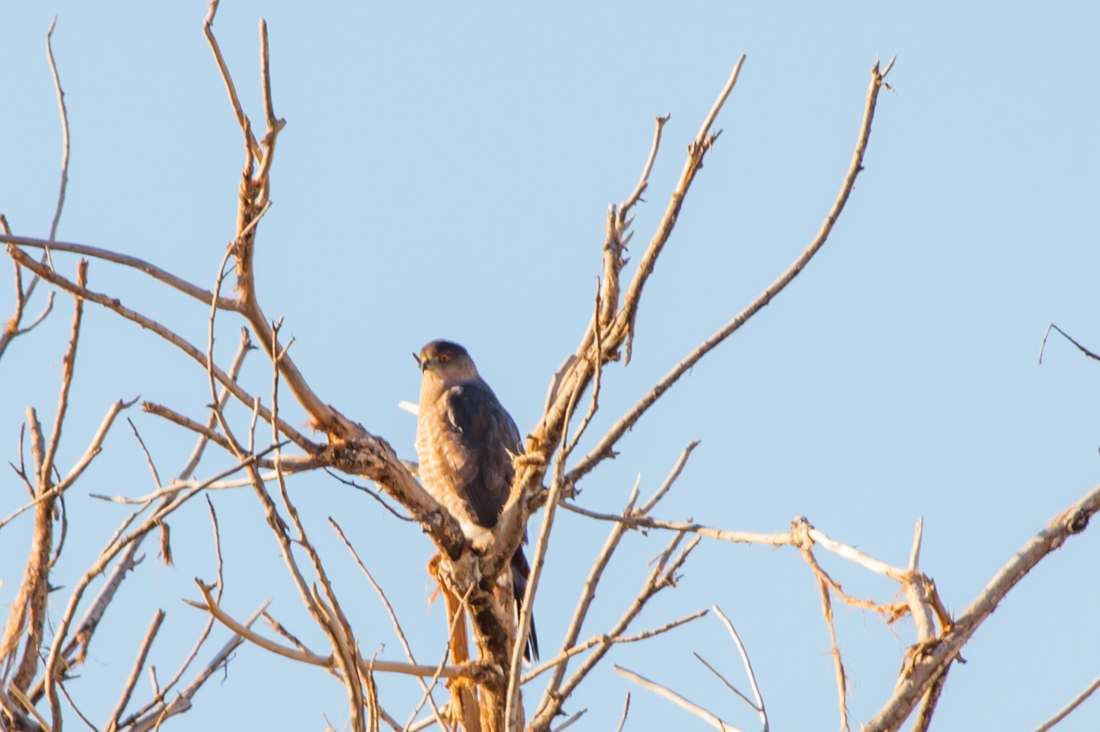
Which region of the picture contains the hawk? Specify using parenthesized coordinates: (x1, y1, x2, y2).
(415, 340, 538, 660)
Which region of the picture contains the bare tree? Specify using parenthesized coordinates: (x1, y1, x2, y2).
(1, 5, 1097, 732)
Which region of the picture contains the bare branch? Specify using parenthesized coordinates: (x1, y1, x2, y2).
(567, 58, 892, 486)
(42, 259, 87, 489)
(14, 292, 54, 337)
(37, 445, 273, 711)
(864, 480, 1100, 731)
(186, 581, 330, 667)
(125, 600, 270, 732)
(712, 607, 768, 731)
(61, 393, 139, 488)
(3, 410, 51, 693)
(615, 56, 745, 364)
(107, 609, 166, 731)
(266, 321, 368, 732)
(401, 585, 475, 732)
(0, 215, 37, 362)
(329, 519, 449, 732)
(45, 17, 70, 245)
(8, 685, 52, 732)
(0, 224, 56, 354)
(1029, 671, 1100, 732)
(49, 330, 252, 718)
(88, 441, 289, 506)
(910, 663, 949, 732)
(188, 552, 485, 684)
(550, 708, 586, 732)
(803, 545, 849, 731)
(259, 20, 277, 132)
(537, 476, 641, 710)
(127, 418, 164, 492)
(57, 679, 100, 732)
(57, 549, 144, 672)
(0, 234, 238, 309)
(694, 653, 756, 710)
(522, 609, 706, 685)
(6, 245, 318, 452)
(1038, 323, 1100, 365)
(532, 533, 701, 729)
(326, 470, 415, 522)
(560, 506, 915, 614)
(622, 115, 669, 215)
(564, 280, 606, 456)
(190, 15, 466, 556)
(506, 405, 578, 727)
(182, 327, 254, 477)
(614, 693, 631, 732)
(141, 401, 236, 458)
(615, 665, 744, 732)
(203, 0, 262, 161)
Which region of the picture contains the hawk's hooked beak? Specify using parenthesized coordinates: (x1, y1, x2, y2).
(412, 352, 425, 371)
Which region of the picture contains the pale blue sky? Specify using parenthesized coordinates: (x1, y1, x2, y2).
(1, 2, 1098, 731)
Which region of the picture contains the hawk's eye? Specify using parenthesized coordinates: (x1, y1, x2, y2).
(439, 353, 451, 364)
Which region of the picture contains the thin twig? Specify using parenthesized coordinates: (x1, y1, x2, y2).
(564, 279, 605, 456)
(262, 611, 313, 657)
(522, 609, 706, 684)
(46, 17, 70, 247)
(614, 693, 631, 732)
(560, 506, 914, 602)
(188, 581, 329, 667)
(615, 665, 743, 732)
(1039, 323, 1100, 364)
(550, 708, 586, 732)
(88, 441, 287, 504)
(0, 234, 238, 309)
(203, 0, 261, 161)
(1029, 670, 1100, 732)
(802, 544, 849, 731)
(615, 56, 746, 364)
(127, 418, 163, 490)
(14, 292, 54, 336)
(57, 679, 100, 732)
(125, 600, 269, 732)
(622, 115, 669, 214)
(186, 545, 483, 684)
(693, 653, 757, 711)
(42, 259, 87, 490)
(326, 469, 415, 522)
(108, 610, 166, 730)
(712, 607, 768, 731)
(141, 401, 313, 476)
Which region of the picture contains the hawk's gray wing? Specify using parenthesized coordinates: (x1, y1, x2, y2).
(442, 381, 523, 529)
(440, 380, 538, 659)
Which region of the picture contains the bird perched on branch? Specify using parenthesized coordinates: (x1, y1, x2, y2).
(414, 339, 538, 661)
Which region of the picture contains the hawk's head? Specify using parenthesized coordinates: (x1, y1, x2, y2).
(416, 340, 479, 383)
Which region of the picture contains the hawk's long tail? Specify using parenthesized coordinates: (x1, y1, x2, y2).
(510, 548, 539, 662)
